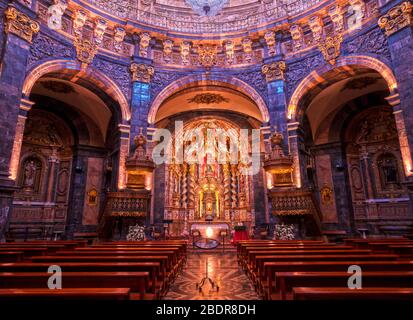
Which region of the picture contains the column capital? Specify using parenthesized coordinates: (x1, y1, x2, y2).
(378, 1, 412, 37)
(262, 61, 286, 82)
(130, 63, 155, 83)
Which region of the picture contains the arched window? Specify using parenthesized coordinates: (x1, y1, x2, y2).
(377, 154, 399, 188)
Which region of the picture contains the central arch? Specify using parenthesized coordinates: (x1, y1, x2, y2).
(148, 74, 270, 124)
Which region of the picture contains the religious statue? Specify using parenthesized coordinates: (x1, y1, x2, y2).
(23, 160, 37, 191)
(132, 129, 147, 160)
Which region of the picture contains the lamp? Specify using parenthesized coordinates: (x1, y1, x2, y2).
(185, 0, 228, 17)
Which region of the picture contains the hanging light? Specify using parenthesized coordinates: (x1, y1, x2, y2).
(185, 0, 229, 17)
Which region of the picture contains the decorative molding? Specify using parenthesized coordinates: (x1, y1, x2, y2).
(264, 31, 276, 56)
(163, 39, 173, 62)
(290, 25, 304, 51)
(262, 61, 286, 82)
(93, 18, 107, 46)
(130, 63, 155, 83)
(4, 6, 39, 43)
(198, 44, 217, 68)
(139, 32, 151, 58)
(180, 41, 191, 65)
(113, 26, 126, 52)
(318, 33, 343, 65)
(378, 1, 412, 36)
(308, 15, 324, 42)
(187, 93, 229, 105)
(74, 38, 97, 66)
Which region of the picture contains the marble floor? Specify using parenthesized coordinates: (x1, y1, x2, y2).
(164, 250, 259, 300)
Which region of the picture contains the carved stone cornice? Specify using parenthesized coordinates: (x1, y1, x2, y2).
(378, 1, 412, 37)
(318, 33, 343, 65)
(262, 61, 286, 82)
(4, 6, 39, 43)
(130, 63, 155, 83)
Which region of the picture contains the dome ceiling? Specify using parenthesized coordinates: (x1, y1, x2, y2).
(85, 0, 323, 35)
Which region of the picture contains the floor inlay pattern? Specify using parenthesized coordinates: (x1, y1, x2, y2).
(164, 251, 259, 300)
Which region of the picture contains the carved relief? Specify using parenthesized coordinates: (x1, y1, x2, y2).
(318, 33, 343, 65)
(378, 1, 412, 36)
(4, 6, 40, 43)
(242, 38, 253, 62)
(93, 18, 107, 45)
(47, 0, 67, 30)
(139, 32, 151, 57)
(262, 61, 286, 82)
(264, 31, 276, 56)
(328, 4, 344, 33)
(187, 93, 229, 105)
(180, 41, 191, 65)
(74, 38, 97, 65)
(224, 40, 235, 64)
(113, 26, 126, 52)
(163, 39, 174, 62)
(28, 33, 74, 67)
(290, 25, 304, 51)
(308, 15, 324, 42)
(130, 63, 155, 83)
(198, 44, 217, 68)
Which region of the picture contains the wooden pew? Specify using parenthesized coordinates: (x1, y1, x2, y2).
(244, 249, 373, 271)
(0, 252, 23, 262)
(0, 262, 162, 298)
(239, 246, 356, 268)
(273, 271, 413, 300)
(389, 245, 413, 258)
(292, 287, 413, 300)
(55, 250, 178, 282)
(0, 247, 49, 258)
(263, 260, 413, 299)
(0, 288, 131, 300)
(31, 255, 171, 293)
(254, 255, 398, 296)
(0, 272, 150, 299)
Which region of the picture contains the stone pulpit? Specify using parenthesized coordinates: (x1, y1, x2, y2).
(100, 131, 155, 239)
(264, 132, 322, 237)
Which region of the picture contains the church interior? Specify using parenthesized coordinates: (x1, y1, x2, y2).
(1, 0, 413, 301)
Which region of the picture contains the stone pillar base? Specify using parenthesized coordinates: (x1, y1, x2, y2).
(0, 172, 16, 242)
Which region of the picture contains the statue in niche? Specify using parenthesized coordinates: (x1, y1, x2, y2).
(357, 120, 370, 143)
(23, 160, 38, 191)
(379, 155, 399, 186)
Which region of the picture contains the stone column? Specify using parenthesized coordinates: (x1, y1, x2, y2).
(46, 150, 59, 204)
(130, 59, 154, 146)
(0, 5, 39, 241)
(262, 59, 288, 140)
(379, 2, 413, 176)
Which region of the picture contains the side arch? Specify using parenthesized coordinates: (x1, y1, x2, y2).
(22, 59, 131, 122)
(287, 55, 398, 121)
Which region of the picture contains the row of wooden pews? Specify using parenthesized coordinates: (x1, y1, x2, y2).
(237, 238, 413, 300)
(0, 240, 187, 300)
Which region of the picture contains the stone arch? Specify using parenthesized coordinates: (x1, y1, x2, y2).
(22, 59, 131, 122)
(148, 74, 269, 124)
(287, 55, 398, 122)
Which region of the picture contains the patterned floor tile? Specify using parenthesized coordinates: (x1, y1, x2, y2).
(164, 251, 259, 300)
